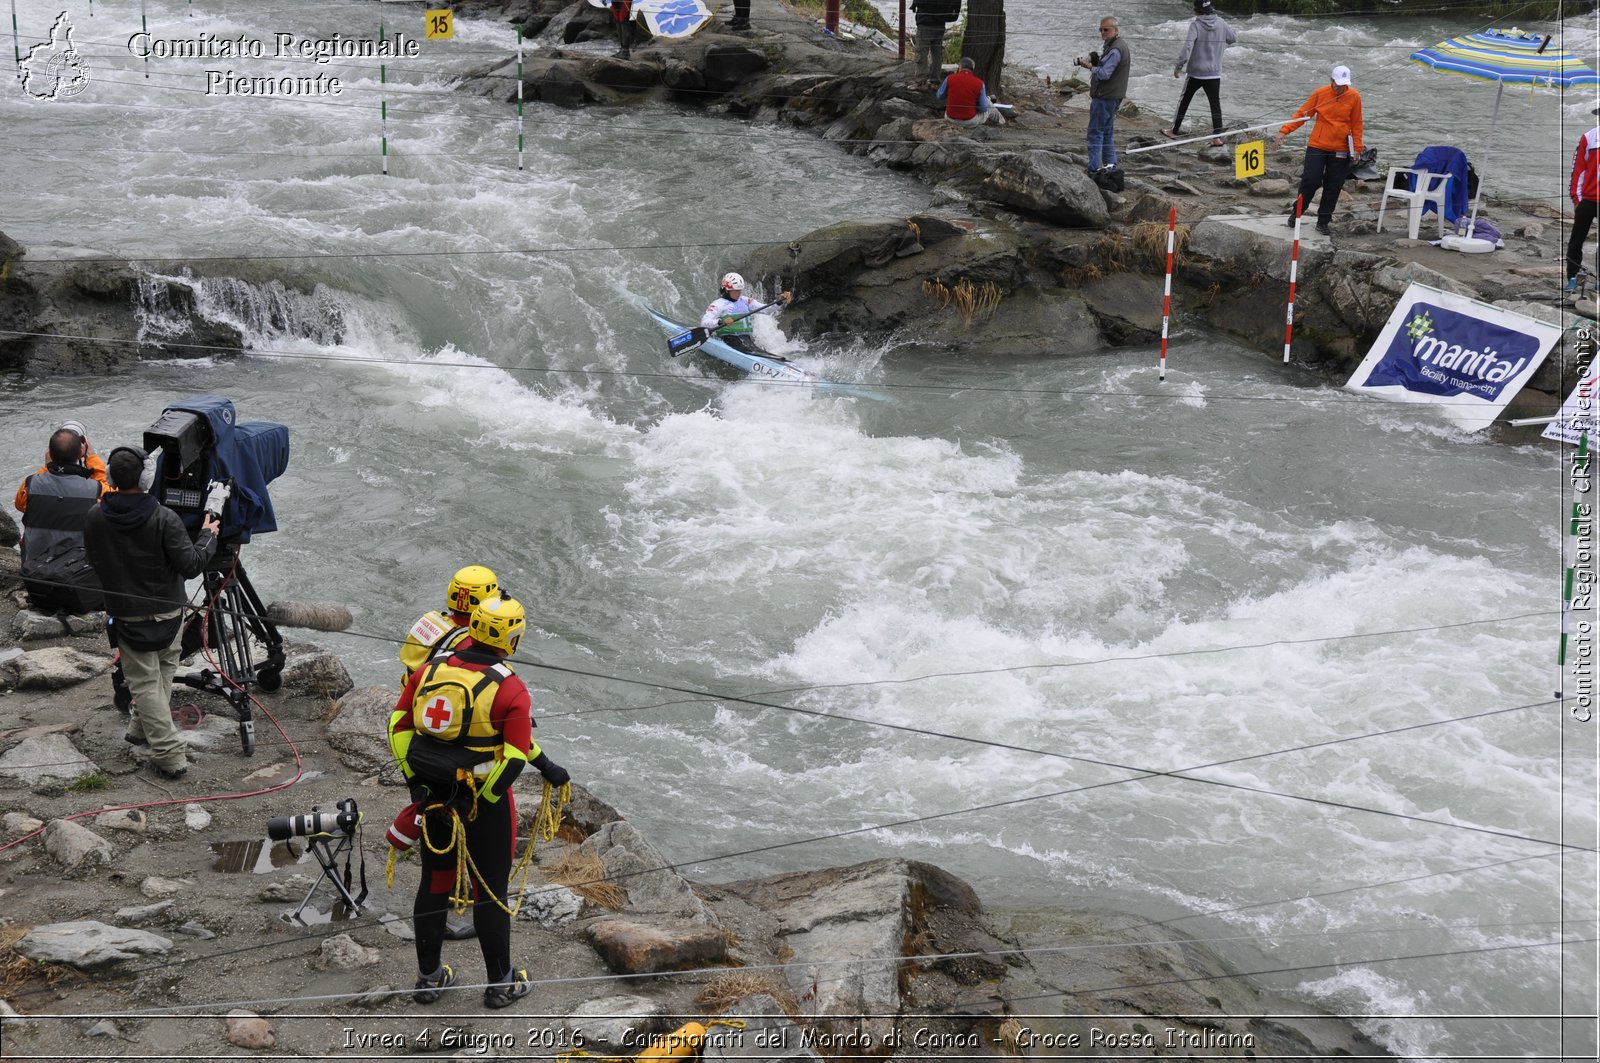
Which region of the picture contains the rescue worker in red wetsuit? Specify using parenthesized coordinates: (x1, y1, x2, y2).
(389, 595, 571, 1009)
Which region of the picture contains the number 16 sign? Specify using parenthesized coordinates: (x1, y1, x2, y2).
(1235, 140, 1266, 180)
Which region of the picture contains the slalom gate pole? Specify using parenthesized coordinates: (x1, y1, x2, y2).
(11, 0, 20, 76)
(380, 24, 389, 177)
(140, 0, 147, 78)
(517, 27, 525, 171)
(1283, 194, 1302, 364)
(1159, 205, 1176, 381)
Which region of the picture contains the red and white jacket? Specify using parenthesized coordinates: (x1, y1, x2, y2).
(1572, 126, 1600, 205)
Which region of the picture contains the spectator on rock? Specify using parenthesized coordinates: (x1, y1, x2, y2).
(1076, 16, 1130, 174)
(938, 56, 1004, 128)
(728, 0, 751, 32)
(609, 1, 635, 60)
(1567, 106, 1599, 293)
(912, 0, 961, 86)
(1164, 0, 1236, 146)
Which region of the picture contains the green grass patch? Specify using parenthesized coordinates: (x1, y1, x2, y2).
(784, 0, 894, 36)
(67, 773, 109, 792)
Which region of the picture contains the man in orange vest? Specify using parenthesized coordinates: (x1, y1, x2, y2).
(937, 57, 1004, 128)
(1273, 64, 1364, 237)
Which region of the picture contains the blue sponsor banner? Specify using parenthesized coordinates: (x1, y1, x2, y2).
(1346, 283, 1559, 431)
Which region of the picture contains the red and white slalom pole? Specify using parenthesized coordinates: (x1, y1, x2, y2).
(1283, 194, 1303, 364)
(1159, 205, 1176, 381)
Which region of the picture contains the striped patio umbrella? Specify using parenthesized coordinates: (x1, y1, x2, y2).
(1409, 29, 1600, 230)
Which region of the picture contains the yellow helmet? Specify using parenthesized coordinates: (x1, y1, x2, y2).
(469, 596, 525, 655)
(446, 565, 498, 616)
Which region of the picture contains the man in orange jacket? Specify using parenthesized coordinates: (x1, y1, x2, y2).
(1272, 64, 1364, 236)
(14, 420, 107, 512)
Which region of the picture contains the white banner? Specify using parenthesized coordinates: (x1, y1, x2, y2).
(1344, 284, 1561, 432)
(1542, 351, 1599, 446)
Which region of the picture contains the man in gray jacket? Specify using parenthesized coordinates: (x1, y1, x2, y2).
(1164, 0, 1237, 144)
(911, 0, 961, 85)
(84, 446, 218, 779)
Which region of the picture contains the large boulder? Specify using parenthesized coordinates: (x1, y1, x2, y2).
(978, 151, 1112, 229)
(579, 820, 718, 924)
(16, 920, 172, 967)
(0, 733, 99, 786)
(12, 645, 112, 689)
(326, 685, 400, 778)
(587, 918, 729, 974)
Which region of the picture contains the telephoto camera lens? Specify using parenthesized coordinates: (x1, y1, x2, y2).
(265, 800, 360, 841)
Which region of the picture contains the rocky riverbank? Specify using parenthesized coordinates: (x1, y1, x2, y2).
(0, 545, 1392, 1059)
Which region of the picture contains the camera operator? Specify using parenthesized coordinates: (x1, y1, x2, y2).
(83, 446, 219, 780)
(388, 595, 571, 1010)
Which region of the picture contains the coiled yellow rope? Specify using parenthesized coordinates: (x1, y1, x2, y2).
(385, 776, 573, 919)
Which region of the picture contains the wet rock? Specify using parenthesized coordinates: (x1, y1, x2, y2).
(175, 921, 216, 939)
(0, 733, 98, 785)
(580, 820, 716, 923)
(17, 920, 173, 967)
(327, 685, 398, 775)
(278, 645, 353, 702)
(141, 875, 193, 899)
(518, 882, 583, 927)
(702, 994, 821, 1061)
(44, 818, 114, 870)
(95, 808, 148, 833)
(113, 900, 173, 923)
(977, 150, 1111, 228)
(315, 932, 382, 970)
(225, 1010, 276, 1050)
(16, 609, 105, 640)
(0, 507, 17, 548)
(13, 645, 111, 689)
(259, 874, 314, 902)
(703, 45, 767, 91)
(587, 918, 729, 974)
(716, 859, 980, 1027)
(3, 812, 44, 835)
(184, 803, 211, 831)
(589, 56, 658, 93)
(564, 994, 666, 1050)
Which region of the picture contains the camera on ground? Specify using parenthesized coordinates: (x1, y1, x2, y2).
(266, 798, 361, 840)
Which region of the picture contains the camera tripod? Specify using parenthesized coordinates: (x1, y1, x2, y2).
(288, 830, 368, 924)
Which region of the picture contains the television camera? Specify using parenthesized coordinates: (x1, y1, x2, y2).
(110, 397, 290, 756)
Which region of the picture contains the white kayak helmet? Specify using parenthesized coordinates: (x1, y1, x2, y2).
(720, 271, 745, 295)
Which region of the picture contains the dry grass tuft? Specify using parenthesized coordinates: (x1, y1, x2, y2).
(0, 927, 82, 996)
(923, 278, 951, 308)
(695, 970, 802, 1018)
(542, 849, 627, 910)
(951, 279, 1003, 326)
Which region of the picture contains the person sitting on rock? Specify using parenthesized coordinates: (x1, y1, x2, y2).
(938, 57, 1005, 128)
(17, 422, 106, 615)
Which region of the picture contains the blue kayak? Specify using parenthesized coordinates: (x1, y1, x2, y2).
(645, 306, 889, 401)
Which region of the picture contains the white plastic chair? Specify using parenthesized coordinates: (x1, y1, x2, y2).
(1376, 169, 1453, 240)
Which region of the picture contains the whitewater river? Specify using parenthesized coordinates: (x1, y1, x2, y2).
(3, 1, 1595, 1059)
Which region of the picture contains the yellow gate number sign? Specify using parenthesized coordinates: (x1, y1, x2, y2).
(425, 9, 454, 39)
(1234, 140, 1266, 180)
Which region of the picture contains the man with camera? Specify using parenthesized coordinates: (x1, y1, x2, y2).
(83, 446, 220, 780)
(388, 595, 571, 1009)
(1076, 16, 1131, 176)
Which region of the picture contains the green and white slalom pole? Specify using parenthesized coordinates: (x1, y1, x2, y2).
(140, 0, 148, 78)
(517, 27, 524, 171)
(380, 23, 388, 177)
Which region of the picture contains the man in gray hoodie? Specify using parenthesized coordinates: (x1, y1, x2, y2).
(1164, 0, 1237, 144)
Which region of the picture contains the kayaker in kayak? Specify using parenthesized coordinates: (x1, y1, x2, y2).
(701, 272, 791, 356)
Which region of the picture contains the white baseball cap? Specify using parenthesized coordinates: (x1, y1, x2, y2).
(1331, 64, 1353, 86)
(57, 420, 87, 438)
